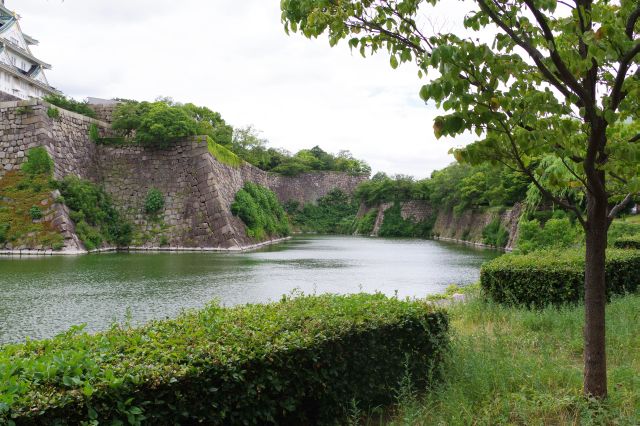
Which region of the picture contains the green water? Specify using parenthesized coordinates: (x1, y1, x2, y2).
(0, 236, 499, 344)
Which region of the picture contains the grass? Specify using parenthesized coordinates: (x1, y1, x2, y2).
(381, 289, 640, 425)
(0, 170, 64, 250)
(206, 136, 243, 167)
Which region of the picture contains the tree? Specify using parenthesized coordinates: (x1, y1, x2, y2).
(281, 0, 640, 398)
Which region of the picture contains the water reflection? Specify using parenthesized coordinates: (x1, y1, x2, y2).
(0, 236, 499, 343)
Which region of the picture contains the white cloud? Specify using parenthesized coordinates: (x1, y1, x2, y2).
(15, 0, 476, 178)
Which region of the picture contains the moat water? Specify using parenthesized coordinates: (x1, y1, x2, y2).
(0, 236, 499, 344)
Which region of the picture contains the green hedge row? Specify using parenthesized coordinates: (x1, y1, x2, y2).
(480, 249, 640, 306)
(614, 235, 640, 250)
(0, 294, 449, 425)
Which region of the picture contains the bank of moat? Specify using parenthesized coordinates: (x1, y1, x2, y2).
(0, 99, 366, 254)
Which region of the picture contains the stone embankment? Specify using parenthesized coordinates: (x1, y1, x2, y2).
(358, 198, 523, 251)
(0, 100, 365, 254)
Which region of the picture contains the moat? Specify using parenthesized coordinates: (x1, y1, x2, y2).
(0, 236, 499, 344)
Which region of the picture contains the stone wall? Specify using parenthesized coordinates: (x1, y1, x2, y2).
(2, 100, 365, 252)
(0, 90, 19, 102)
(362, 200, 434, 236)
(0, 100, 110, 252)
(360, 197, 522, 250)
(0, 99, 109, 181)
(95, 137, 253, 249)
(89, 103, 119, 124)
(432, 204, 523, 250)
(268, 172, 367, 206)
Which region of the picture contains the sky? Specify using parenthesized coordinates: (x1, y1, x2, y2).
(15, 0, 476, 178)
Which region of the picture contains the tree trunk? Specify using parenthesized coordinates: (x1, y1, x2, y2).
(583, 192, 608, 398)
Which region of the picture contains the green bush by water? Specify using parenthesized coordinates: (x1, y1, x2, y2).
(0, 293, 449, 425)
(58, 176, 133, 250)
(480, 249, 640, 306)
(231, 182, 290, 240)
(287, 189, 358, 234)
(355, 209, 378, 235)
(482, 217, 509, 248)
(378, 203, 434, 239)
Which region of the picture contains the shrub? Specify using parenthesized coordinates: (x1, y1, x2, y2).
(231, 182, 289, 239)
(15, 105, 31, 115)
(144, 188, 165, 214)
(59, 176, 132, 248)
(29, 206, 43, 220)
(0, 293, 449, 425)
(21, 147, 54, 177)
(0, 223, 8, 243)
(355, 209, 378, 235)
(480, 249, 640, 306)
(88, 123, 100, 143)
(614, 235, 640, 249)
(608, 221, 640, 247)
(378, 203, 434, 238)
(516, 217, 581, 253)
(482, 218, 510, 248)
(288, 189, 358, 234)
(43, 94, 97, 118)
(46, 106, 60, 119)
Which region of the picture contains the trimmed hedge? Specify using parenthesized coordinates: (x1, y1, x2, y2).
(0, 294, 449, 425)
(614, 235, 640, 250)
(481, 249, 640, 306)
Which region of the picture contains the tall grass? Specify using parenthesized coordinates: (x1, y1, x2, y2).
(385, 292, 640, 425)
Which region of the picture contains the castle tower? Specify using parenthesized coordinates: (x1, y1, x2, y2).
(0, 1, 58, 100)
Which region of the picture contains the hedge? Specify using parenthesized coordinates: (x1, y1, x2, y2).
(480, 249, 640, 306)
(0, 293, 449, 425)
(614, 235, 640, 250)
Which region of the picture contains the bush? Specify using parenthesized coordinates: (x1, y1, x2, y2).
(516, 217, 581, 253)
(0, 223, 8, 243)
(614, 235, 640, 249)
(88, 123, 100, 143)
(29, 206, 42, 220)
(608, 220, 640, 247)
(59, 176, 132, 248)
(21, 147, 54, 177)
(0, 293, 449, 425)
(378, 203, 434, 238)
(144, 188, 165, 214)
(231, 182, 290, 239)
(480, 249, 640, 306)
(288, 189, 358, 234)
(482, 218, 510, 248)
(43, 94, 97, 118)
(355, 209, 378, 235)
(46, 106, 60, 119)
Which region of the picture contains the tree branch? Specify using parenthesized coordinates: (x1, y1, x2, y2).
(524, 0, 590, 102)
(495, 116, 587, 226)
(610, 42, 640, 111)
(560, 156, 590, 191)
(626, 7, 640, 39)
(475, 0, 576, 101)
(630, 133, 640, 143)
(608, 193, 635, 220)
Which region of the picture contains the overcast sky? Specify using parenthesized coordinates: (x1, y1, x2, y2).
(15, 0, 475, 178)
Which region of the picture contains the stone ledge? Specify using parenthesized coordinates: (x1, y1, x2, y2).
(0, 237, 291, 257)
